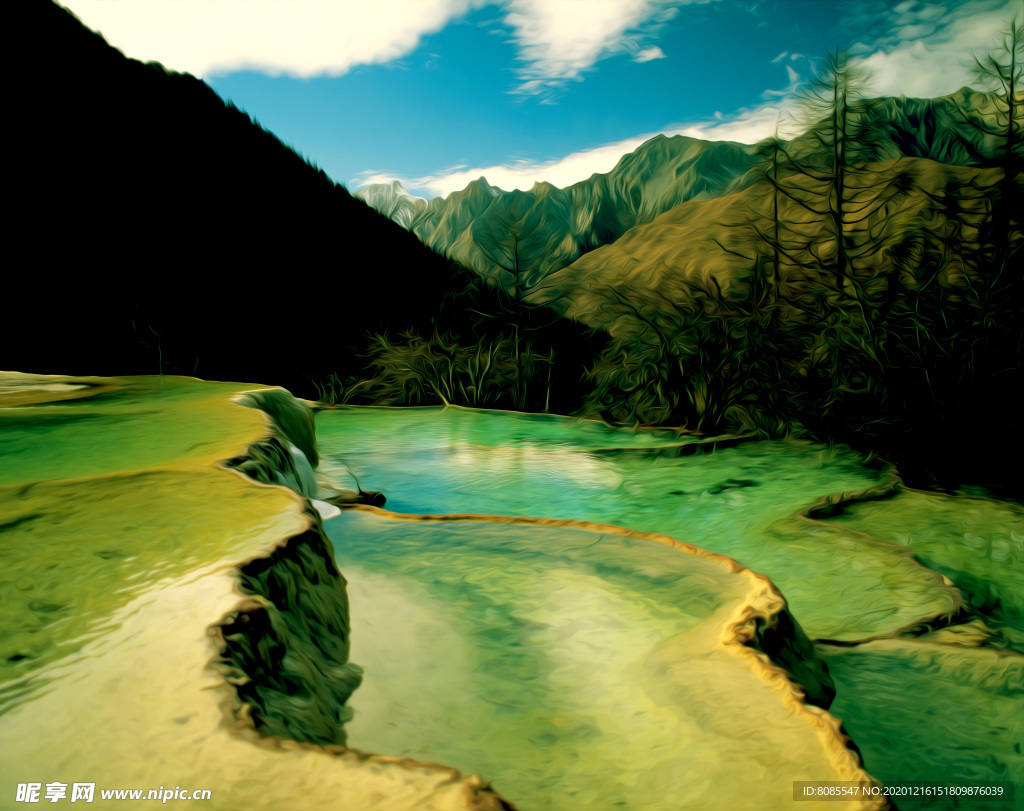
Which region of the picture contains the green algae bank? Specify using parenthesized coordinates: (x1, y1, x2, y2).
(0, 376, 508, 811)
(2, 380, 1020, 810)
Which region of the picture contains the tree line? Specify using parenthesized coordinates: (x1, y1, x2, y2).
(584, 21, 1021, 494)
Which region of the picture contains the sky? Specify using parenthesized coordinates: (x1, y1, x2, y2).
(59, 0, 1020, 198)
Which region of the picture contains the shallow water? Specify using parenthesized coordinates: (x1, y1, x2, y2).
(317, 407, 955, 641)
(820, 636, 1024, 808)
(324, 510, 853, 810)
(318, 406, 1024, 806)
(4, 382, 1019, 810)
(828, 490, 1024, 649)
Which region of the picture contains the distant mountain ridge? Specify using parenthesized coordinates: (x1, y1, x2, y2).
(355, 180, 428, 229)
(360, 88, 1007, 293)
(361, 135, 757, 292)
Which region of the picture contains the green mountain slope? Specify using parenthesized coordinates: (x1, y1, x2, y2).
(383, 136, 759, 292)
(832, 87, 1011, 165)
(529, 157, 999, 328)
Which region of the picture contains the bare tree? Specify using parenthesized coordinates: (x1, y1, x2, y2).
(783, 49, 877, 293)
(970, 17, 1024, 171)
(964, 16, 1024, 297)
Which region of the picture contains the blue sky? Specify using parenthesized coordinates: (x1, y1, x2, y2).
(60, 0, 1019, 197)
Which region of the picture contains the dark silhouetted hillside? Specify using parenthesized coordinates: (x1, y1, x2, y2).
(5, 1, 598, 409)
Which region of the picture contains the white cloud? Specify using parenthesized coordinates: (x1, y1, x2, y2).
(362, 0, 1019, 200)
(358, 2, 1012, 198)
(353, 171, 424, 189)
(677, 100, 795, 144)
(852, 0, 1021, 98)
(358, 97, 794, 198)
(667, 0, 1021, 157)
(760, 52, 808, 100)
(57, 0, 483, 78)
(503, 0, 705, 95)
(633, 45, 667, 63)
(58, 0, 700, 90)
(402, 136, 660, 196)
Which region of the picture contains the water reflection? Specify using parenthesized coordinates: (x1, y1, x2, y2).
(317, 407, 955, 641)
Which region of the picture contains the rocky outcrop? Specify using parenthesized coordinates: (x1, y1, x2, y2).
(213, 502, 365, 745)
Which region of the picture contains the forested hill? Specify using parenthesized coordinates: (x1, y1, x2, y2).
(7, 2, 596, 402)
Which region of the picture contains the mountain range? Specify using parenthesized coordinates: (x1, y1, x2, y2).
(357, 86, 1006, 295)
